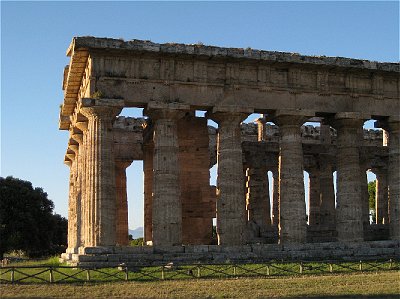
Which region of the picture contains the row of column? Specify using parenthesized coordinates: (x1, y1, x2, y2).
(66, 104, 132, 253)
(66, 103, 399, 250)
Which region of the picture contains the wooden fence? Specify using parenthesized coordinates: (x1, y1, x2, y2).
(0, 259, 398, 284)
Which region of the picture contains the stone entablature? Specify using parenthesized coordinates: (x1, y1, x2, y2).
(60, 37, 399, 265)
(60, 37, 399, 130)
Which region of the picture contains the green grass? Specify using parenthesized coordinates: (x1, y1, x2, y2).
(1, 271, 399, 298)
(1, 259, 398, 284)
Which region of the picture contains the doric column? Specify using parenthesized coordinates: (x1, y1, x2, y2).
(75, 121, 88, 248)
(65, 152, 78, 253)
(80, 102, 121, 247)
(145, 108, 186, 246)
(256, 117, 267, 141)
(272, 110, 311, 244)
(208, 111, 249, 245)
(386, 119, 400, 239)
(331, 113, 364, 242)
(115, 161, 131, 246)
(360, 163, 370, 232)
(308, 167, 321, 226)
(375, 168, 388, 224)
(246, 165, 271, 228)
(143, 137, 154, 243)
(271, 167, 280, 227)
(65, 130, 84, 253)
(318, 156, 336, 228)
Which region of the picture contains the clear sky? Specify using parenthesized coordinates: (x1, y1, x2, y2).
(1, 1, 399, 230)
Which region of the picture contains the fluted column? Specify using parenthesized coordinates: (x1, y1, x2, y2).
(209, 111, 248, 245)
(143, 140, 154, 243)
(331, 113, 364, 242)
(271, 167, 280, 227)
(319, 156, 336, 228)
(75, 121, 88, 248)
(386, 120, 400, 239)
(374, 169, 388, 224)
(256, 117, 267, 141)
(66, 130, 84, 253)
(246, 165, 271, 227)
(308, 168, 321, 226)
(65, 154, 78, 253)
(273, 111, 310, 244)
(80, 104, 121, 247)
(145, 108, 186, 246)
(360, 164, 370, 232)
(115, 161, 131, 246)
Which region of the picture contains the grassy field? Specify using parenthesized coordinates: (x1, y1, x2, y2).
(1, 271, 399, 298)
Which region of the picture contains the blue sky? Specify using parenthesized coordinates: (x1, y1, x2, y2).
(1, 1, 399, 230)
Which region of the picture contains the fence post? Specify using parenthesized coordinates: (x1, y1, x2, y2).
(11, 267, 15, 284)
(233, 265, 237, 276)
(299, 262, 303, 274)
(266, 265, 270, 276)
(125, 266, 129, 281)
(197, 266, 201, 278)
(86, 269, 91, 281)
(49, 267, 54, 283)
(359, 261, 363, 272)
(161, 266, 165, 280)
(389, 259, 393, 270)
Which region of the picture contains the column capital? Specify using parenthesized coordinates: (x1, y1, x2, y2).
(207, 111, 248, 125)
(256, 116, 267, 125)
(328, 112, 365, 129)
(68, 144, 79, 155)
(115, 160, 132, 169)
(80, 106, 122, 121)
(271, 109, 314, 127)
(144, 101, 190, 120)
(65, 152, 75, 162)
(79, 98, 123, 120)
(75, 121, 88, 132)
(376, 117, 400, 133)
(372, 167, 388, 177)
(144, 108, 187, 121)
(69, 129, 83, 144)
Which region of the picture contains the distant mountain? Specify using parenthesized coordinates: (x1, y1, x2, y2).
(129, 227, 144, 239)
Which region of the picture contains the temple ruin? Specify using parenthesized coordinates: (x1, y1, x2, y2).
(60, 37, 399, 267)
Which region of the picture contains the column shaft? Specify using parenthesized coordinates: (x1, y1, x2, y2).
(66, 157, 79, 253)
(375, 170, 388, 224)
(210, 112, 248, 245)
(360, 165, 370, 232)
(308, 169, 321, 226)
(143, 141, 154, 243)
(115, 161, 130, 246)
(246, 166, 271, 227)
(334, 116, 364, 242)
(387, 121, 400, 239)
(319, 162, 336, 228)
(81, 106, 120, 246)
(271, 168, 280, 227)
(274, 113, 308, 244)
(148, 110, 185, 246)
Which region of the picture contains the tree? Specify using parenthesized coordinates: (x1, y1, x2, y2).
(0, 176, 67, 259)
(368, 180, 376, 223)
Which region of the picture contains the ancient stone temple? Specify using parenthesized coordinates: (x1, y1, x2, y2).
(60, 37, 399, 267)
